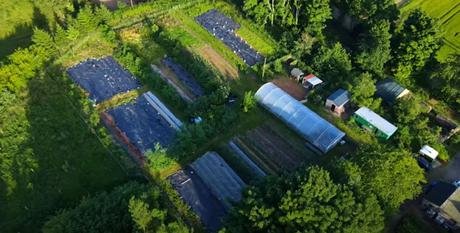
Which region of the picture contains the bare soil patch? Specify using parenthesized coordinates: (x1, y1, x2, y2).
(234, 124, 313, 175)
(151, 63, 196, 102)
(195, 45, 239, 79)
(272, 77, 307, 100)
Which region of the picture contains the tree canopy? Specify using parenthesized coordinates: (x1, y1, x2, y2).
(224, 166, 384, 232)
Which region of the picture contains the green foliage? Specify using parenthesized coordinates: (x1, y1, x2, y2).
(347, 72, 381, 110)
(242, 91, 256, 113)
(302, 0, 332, 36)
(311, 42, 352, 86)
(428, 54, 460, 108)
(43, 182, 189, 233)
(351, 146, 426, 212)
(225, 166, 384, 232)
(355, 20, 392, 76)
(337, 0, 398, 23)
(392, 10, 441, 84)
(145, 145, 176, 174)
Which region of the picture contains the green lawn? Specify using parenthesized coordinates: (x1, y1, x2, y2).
(401, 0, 460, 61)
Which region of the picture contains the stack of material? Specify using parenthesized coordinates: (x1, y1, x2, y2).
(67, 56, 141, 103)
(196, 9, 263, 66)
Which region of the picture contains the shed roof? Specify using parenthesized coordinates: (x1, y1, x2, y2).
(425, 181, 457, 206)
(441, 188, 460, 223)
(376, 79, 408, 103)
(354, 107, 397, 136)
(327, 89, 350, 107)
(291, 68, 304, 77)
(420, 145, 439, 160)
(306, 76, 323, 86)
(190, 152, 246, 209)
(255, 82, 345, 153)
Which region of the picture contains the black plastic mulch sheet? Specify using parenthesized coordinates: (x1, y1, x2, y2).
(106, 94, 176, 153)
(67, 56, 141, 103)
(162, 57, 204, 97)
(196, 9, 263, 66)
(169, 168, 227, 232)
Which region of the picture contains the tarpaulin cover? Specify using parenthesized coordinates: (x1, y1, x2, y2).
(255, 82, 345, 153)
(169, 168, 227, 231)
(196, 9, 263, 66)
(67, 56, 141, 103)
(106, 92, 178, 153)
(190, 152, 246, 209)
(162, 57, 204, 97)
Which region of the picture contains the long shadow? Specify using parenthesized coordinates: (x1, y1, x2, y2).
(0, 63, 129, 232)
(0, 6, 50, 60)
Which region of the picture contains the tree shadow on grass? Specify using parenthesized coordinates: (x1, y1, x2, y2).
(0, 63, 129, 232)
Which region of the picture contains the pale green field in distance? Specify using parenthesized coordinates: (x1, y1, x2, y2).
(401, 0, 460, 61)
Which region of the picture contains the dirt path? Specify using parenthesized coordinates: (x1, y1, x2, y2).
(428, 152, 460, 182)
(195, 45, 239, 79)
(150, 64, 195, 102)
(272, 78, 307, 100)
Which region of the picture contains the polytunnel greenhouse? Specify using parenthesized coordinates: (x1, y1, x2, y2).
(255, 82, 346, 153)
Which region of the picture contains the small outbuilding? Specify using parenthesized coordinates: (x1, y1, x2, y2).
(376, 79, 410, 103)
(325, 89, 350, 115)
(302, 74, 323, 89)
(290, 68, 304, 81)
(354, 107, 397, 140)
(420, 145, 439, 161)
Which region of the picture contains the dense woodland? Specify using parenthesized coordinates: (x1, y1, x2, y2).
(0, 0, 459, 233)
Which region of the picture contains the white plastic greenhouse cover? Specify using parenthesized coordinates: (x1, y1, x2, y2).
(255, 82, 346, 153)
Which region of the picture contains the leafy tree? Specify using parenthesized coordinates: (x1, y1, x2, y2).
(347, 72, 381, 110)
(242, 91, 256, 113)
(145, 144, 175, 174)
(225, 166, 384, 232)
(392, 10, 441, 83)
(243, 0, 271, 26)
(339, 0, 398, 23)
(355, 20, 392, 76)
(312, 42, 352, 85)
(428, 54, 460, 107)
(43, 182, 189, 233)
(352, 146, 426, 212)
(302, 0, 332, 36)
(393, 96, 423, 125)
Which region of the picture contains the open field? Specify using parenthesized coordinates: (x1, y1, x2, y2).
(401, 0, 460, 60)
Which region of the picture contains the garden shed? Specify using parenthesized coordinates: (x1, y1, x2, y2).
(419, 145, 439, 161)
(354, 107, 397, 140)
(302, 74, 323, 89)
(255, 82, 345, 153)
(325, 89, 350, 115)
(376, 79, 410, 103)
(291, 68, 304, 81)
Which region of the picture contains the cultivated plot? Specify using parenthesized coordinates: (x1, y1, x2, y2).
(67, 56, 141, 103)
(169, 168, 227, 232)
(233, 125, 314, 175)
(169, 152, 245, 231)
(195, 9, 263, 66)
(103, 92, 181, 158)
(162, 57, 204, 97)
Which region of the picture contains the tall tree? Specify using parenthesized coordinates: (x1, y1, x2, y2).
(347, 72, 381, 110)
(355, 20, 392, 76)
(428, 54, 460, 107)
(312, 42, 352, 85)
(302, 0, 332, 36)
(392, 10, 441, 84)
(352, 146, 426, 212)
(224, 166, 384, 232)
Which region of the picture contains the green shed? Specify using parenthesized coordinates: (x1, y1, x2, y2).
(354, 107, 397, 140)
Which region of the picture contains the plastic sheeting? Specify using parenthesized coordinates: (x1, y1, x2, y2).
(190, 152, 246, 209)
(162, 57, 204, 97)
(67, 56, 141, 103)
(106, 92, 179, 153)
(169, 168, 226, 231)
(196, 9, 263, 66)
(255, 82, 345, 153)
